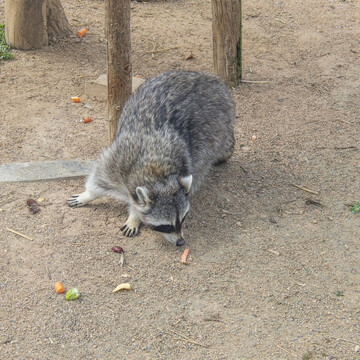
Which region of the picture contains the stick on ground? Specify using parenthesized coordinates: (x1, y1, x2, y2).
(6, 228, 33, 240)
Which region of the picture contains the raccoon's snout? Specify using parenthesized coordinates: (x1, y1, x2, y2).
(161, 232, 185, 246)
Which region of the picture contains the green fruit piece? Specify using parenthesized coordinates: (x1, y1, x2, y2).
(65, 288, 80, 301)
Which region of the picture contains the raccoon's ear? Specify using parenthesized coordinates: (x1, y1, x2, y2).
(135, 186, 151, 206)
(179, 175, 192, 194)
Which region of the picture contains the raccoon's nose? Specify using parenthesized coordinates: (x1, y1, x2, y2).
(176, 237, 185, 246)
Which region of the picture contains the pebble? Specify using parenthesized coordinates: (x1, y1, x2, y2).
(355, 345, 360, 353)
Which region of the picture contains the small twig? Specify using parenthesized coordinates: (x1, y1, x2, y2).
(274, 18, 288, 24)
(275, 345, 297, 358)
(267, 249, 280, 256)
(78, 74, 99, 79)
(284, 210, 304, 215)
(46, 265, 52, 280)
(334, 118, 352, 125)
(119, 253, 125, 267)
(334, 146, 357, 150)
(222, 209, 240, 216)
(292, 184, 319, 195)
(203, 317, 229, 324)
(144, 46, 180, 55)
(6, 228, 33, 240)
(293, 280, 320, 288)
(239, 165, 247, 174)
(240, 80, 269, 84)
(3, 110, 9, 121)
(166, 329, 209, 348)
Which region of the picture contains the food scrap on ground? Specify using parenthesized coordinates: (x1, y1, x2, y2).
(77, 28, 87, 37)
(112, 246, 125, 267)
(65, 288, 80, 301)
(26, 198, 40, 214)
(185, 52, 194, 61)
(54, 281, 65, 293)
(181, 248, 190, 264)
(82, 116, 92, 123)
(112, 283, 131, 293)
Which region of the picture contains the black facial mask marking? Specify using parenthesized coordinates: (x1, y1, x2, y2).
(151, 212, 188, 234)
(152, 224, 175, 234)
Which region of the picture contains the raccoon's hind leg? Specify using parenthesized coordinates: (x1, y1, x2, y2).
(215, 135, 235, 165)
(120, 205, 141, 237)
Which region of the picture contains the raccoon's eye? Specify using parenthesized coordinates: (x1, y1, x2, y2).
(152, 224, 175, 234)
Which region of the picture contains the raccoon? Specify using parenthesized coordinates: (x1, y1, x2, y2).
(67, 70, 235, 246)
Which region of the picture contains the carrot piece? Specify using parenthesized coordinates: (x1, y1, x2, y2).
(77, 28, 87, 37)
(71, 97, 81, 103)
(181, 248, 190, 264)
(54, 281, 65, 293)
(82, 116, 92, 123)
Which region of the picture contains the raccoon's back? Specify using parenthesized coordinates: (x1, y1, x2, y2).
(115, 70, 235, 157)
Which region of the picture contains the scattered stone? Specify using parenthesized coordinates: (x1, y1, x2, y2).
(85, 74, 146, 101)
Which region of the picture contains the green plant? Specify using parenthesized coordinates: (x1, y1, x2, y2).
(334, 290, 344, 297)
(349, 201, 360, 214)
(0, 23, 13, 60)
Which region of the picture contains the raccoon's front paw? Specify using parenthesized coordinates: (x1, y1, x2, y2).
(120, 223, 139, 237)
(120, 215, 141, 237)
(67, 194, 85, 207)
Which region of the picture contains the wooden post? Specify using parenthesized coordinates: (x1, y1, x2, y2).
(211, 0, 242, 87)
(5, 0, 48, 50)
(105, 0, 132, 142)
(5, 0, 71, 50)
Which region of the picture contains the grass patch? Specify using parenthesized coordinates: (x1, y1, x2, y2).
(349, 201, 360, 214)
(334, 290, 344, 297)
(0, 23, 13, 60)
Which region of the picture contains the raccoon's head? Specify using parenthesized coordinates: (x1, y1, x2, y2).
(133, 175, 192, 246)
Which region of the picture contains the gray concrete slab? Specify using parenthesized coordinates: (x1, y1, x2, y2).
(0, 159, 95, 182)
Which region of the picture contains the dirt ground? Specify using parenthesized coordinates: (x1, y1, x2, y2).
(1, 0, 360, 359)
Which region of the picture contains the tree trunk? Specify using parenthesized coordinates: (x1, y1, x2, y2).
(105, 0, 132, 142)
(211, 0, 242, 87)
(5, 0, 71, 50)
(46, 0, 72, 43)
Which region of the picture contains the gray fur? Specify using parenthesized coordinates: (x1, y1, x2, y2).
(67, 70, 235, 246)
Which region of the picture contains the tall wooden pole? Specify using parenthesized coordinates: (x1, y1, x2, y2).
(211, 0, 242, 87)
(105, 0, 132, 142)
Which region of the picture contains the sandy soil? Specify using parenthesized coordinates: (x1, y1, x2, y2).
(1, 0, 360, 359)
